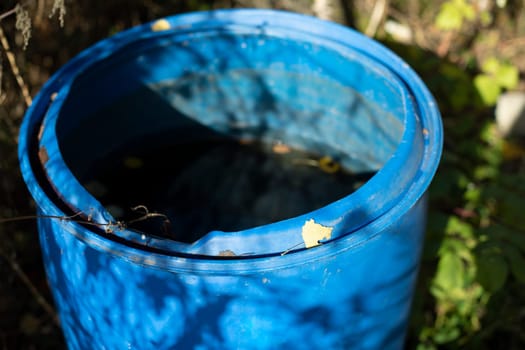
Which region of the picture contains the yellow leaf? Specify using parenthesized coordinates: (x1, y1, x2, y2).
(151, 19, 171, 32)
(301, 219, 333, 248)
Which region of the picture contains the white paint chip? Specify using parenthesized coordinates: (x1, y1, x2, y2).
(301, 219, 333, 248)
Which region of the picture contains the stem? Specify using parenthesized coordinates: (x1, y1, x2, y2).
(0, 247, 60, 327)
(0, 8, 17, 22)
(35, 0, 45, 27)
(0, 212, 83, 224)
(0, 25, 32, 107)
(365, 0, 389, 37)
(312, 0, 333, 21)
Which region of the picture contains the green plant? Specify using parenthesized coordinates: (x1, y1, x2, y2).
(435, 0, 477, 31)
(409, 109, 525, 348)
(474, 57, 520, 105)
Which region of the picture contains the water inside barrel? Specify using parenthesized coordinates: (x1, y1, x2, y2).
(84, 138, 374, 243)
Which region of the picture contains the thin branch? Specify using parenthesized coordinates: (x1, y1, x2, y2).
(499, 36, 525, 47)
(280, 241, 305, 256)
(0, 0, 33, 22)
(0, 246, 60, 327)
(0, 51, 3, 98)
(127, 205, 170, 225)
(0, 7, 17, 22)
(35, 0, 46, 27)
(437, 30, 455, 57)
(0, 211, 127, 234)
(0, 205, 170, 233)
(0, 25, 32, 107)
(0, 211, 84, 224)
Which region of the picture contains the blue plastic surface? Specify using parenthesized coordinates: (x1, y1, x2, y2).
(19, 9, 442, 350)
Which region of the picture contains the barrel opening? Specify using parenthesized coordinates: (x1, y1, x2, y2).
(53, 32, 405, 243)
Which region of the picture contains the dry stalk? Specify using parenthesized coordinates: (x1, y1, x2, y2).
(35, 0, 46, 27)
(127, 205, 170, 224)
(0, 204, 170, 326)
(0, 102, 19, 139)
(0, 205, 171, 234)
(0, 25, 32, 107)
(0, 7, 18, 22)
(312, 0, 333, 21)
(436, 30, 456, 57)
(365, 0, 389, 37)
(0, 245, 60, 327)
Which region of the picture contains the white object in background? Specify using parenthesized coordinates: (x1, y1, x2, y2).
(495, 91, 525, 137)
(312, 0, 333, 20)
(384, 20, 413, 44)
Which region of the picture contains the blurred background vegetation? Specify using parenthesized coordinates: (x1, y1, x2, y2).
(1, 0, 524, 349)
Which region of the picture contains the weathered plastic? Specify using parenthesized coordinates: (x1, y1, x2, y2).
(19, 9, 443, 350)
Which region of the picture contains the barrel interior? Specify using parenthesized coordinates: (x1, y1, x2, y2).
(54, 32, 405, 241)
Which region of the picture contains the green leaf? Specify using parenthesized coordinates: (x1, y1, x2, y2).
(499, 173, 525, 197)
(479, 224, 525, 253)
(433, 326, 461, 344)
(435, 2, 464, 30)
(416, 344, 437, 350)
(446, 216, 474, 242)
(473, 164, 500, 180)
(480, 58, 519, 89)
(504, 231, 525, 252)
(495, 64, 519, 89)
(475, 246, 509, 292)
(434, 251, 465, 291)
(457, 0, 476, 20)
(474, 74, 501, 105)
(435, 0, 476, 30)
(480, 11, 493, 26)
(464, 184, 482, 203)
(502, 245, 525, 284)
(429, 170, 469, 209)
(481, 57, 501, 75)
(484, 185, 525, 231)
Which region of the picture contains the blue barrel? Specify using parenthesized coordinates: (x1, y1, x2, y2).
(19, 10, 442, 350)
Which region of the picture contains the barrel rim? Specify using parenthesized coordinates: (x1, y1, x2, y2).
(19, 9, 443, 270)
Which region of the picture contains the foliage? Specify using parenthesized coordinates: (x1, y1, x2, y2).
(435, 0, 477, 31)
(380, 2, 525, 345)
(433, 0, 520, 107)
(385, 2, 525, 346)
(474, 58, 520, 105)
(389, 43, 525, 350)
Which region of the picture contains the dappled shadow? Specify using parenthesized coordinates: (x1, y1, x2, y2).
(36, 198, 427, 349)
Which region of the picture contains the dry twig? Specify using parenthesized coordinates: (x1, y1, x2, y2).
(0, 25, 32, 107)
(0, 245, 60, 327)
(365, 0, 388, 37)
(0, 7, 18, 22)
